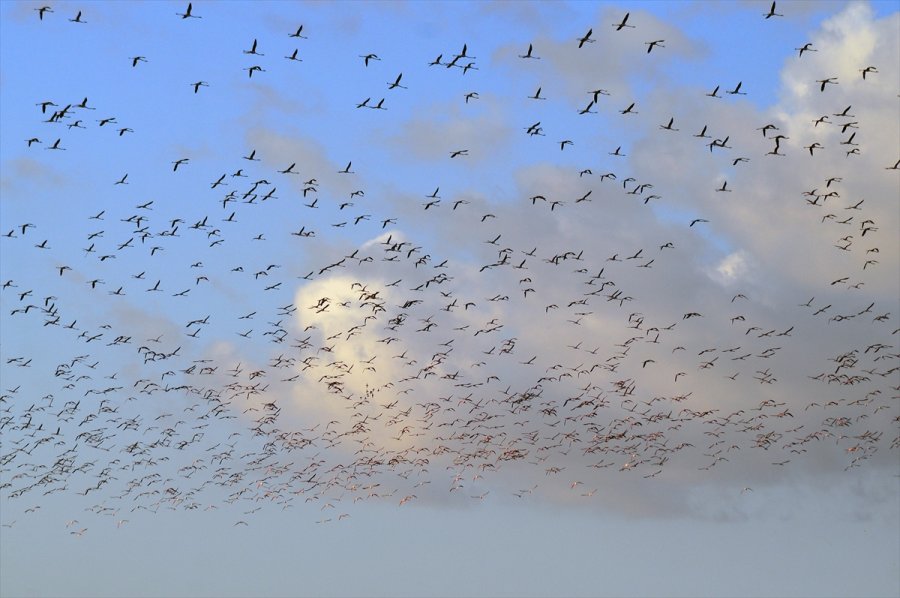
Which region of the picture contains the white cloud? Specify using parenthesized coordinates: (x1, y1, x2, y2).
(709, 250, 752, 285)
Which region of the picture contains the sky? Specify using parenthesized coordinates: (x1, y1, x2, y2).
(0, 1, 898, 597)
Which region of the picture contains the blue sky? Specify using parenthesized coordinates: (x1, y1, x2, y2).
(1, 1, 899, 597)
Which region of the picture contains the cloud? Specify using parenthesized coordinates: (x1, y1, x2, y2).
(709, 250, 752, 285)
(386, 99, 515, 163)
(0, 1, 897, 526)
(0, 157, 68, 196)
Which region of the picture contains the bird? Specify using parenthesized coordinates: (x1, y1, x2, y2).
(816, 77, 838, 92)
(764, 1, 782, 18)
(360, 54, 380, 66)
(243, 39, 263, 56)
(859, 66, 878, 80)
(577, 28, 595, 48)
(579, 98, 602, 115)
(613, 12, 634, 30)
(456, 43, 475, 60)
(289, 25, 308, 39)
(35, 6, 53, 20)
(804, 143, 823, 156)
(177, 3, 200, 19)
(190, 81, 209, 93)
(726, 81, 746, 95)
(387, 73, 407, 90)
(1, 0, 896, 541)
(795, 43, 815, 57)
(645, 40, 665, 53)
(659, 117, 679, 131)
(588, 90, 610, 105)
(36, 100, 58, 114)
(69, 11, 86, 23)
(757, 123, 779, 137)
(518, 44, 540, 59)
(834, 105, 854, 117)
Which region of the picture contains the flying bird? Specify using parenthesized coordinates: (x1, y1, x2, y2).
(764, 1, 783, 18)
(387, 73, 407, 90)
(816, 77, 838, 91)
(859, 66, 877, 79)
(360, 53, 380, 66)
(726, 81, 746, 95)
(795, 43, 815, 57)
(519, 44, 540, 59)
(577, 28, 595, 48)
(243, 39, 263, 56)
(659, 117, 679, 131)
(177, 3, 200, 19)
(2, 0, 896, 542)
(613, 12, 634, 30)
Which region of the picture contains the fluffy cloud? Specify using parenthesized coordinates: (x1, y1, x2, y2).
(0, 1, 896, 525)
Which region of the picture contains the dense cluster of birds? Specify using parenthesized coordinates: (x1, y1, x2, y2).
(2, 2, 898, 532)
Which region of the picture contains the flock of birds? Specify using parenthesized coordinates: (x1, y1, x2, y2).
(1, 2, 898, 532)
